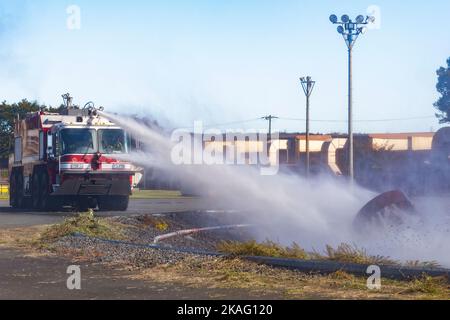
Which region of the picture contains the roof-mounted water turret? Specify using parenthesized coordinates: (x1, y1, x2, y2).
(60, 93, 104, 119)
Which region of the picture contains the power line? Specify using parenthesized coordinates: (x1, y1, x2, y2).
(278, 116, 436, 123)
(180, 115, 436, 129)
(180, 118, 261, 129)
(202, 118, 262, 128)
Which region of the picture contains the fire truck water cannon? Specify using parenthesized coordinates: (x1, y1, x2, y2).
(9, 94, 139, 212)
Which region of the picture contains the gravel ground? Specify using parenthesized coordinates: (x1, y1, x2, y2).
(54, 236, 212, 268)
(52, 211, 254, 268)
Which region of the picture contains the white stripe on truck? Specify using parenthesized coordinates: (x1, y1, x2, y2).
(60, 162, 132, 171)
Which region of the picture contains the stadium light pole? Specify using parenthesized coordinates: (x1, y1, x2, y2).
(300, 76, 315, 178)
(329, 14, 375, 182)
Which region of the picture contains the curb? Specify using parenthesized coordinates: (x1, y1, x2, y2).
(72, 233, 450, 282)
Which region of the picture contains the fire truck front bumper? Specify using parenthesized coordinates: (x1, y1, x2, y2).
(52, 171, 133, 196)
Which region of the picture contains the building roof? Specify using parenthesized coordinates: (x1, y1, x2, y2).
(368, 132, 434, 139)
(295, 134, 332, 141)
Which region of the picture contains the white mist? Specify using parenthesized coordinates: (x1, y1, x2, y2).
(105, 112, 450, 267)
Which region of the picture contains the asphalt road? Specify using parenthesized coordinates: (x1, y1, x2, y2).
(0, 198, 272, 299)
(0, 248, 273, 300)
(0, 198, 211, 228)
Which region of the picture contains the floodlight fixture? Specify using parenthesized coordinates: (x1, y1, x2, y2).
(341, 14, 350, 23)
(329, 14, 338, 23)
(366, 16, 376, 23)
(356, 15, 365, 23)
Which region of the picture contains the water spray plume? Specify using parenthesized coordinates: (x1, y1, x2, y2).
(102, 111, 450, 267)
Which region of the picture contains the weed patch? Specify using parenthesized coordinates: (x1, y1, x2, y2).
(316, 243, 398, 266)
(40, 210, 126, 242)
(217, 240, 308, 260)
(403, 274, 449, 296)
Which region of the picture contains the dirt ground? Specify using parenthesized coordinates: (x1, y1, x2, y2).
(0, 226, 283, 300)
(1, 219, 448, 300)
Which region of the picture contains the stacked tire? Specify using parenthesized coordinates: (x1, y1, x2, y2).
(98, 195, 129, 211)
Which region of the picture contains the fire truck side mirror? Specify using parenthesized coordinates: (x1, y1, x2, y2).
(47, 132, 55, 159)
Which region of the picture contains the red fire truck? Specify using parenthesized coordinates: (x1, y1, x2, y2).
(9, 94, 136, 211)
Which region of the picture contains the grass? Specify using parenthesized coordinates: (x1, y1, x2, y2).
(140, 215, 170, 232)
(217, 240, 309, 260)
(404, 274, 449, 296)
(316, 243, 398, 266)
(40, 210, 126, 242)
(136, 257, 450, 300)
(217, 240, 440, 268)
(131, 189, 185, 199)
(0, 225, 48, 249)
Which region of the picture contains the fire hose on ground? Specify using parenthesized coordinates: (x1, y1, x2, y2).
(152, 224, 253, 244)
(72, 231, 450, 282)
(72, 190, 450, 281)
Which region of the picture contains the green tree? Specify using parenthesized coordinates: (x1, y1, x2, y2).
(434, 57, 450, 123)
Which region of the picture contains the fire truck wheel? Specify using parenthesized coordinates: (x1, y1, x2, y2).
(78, 198, 97, 211)
(31, 171, 41, 210)
(97, 197, 111, 211)
(38, 171, 51, 211)
(9, 171, 18, 208)
(114, 196, 129, 211)
(98, 196, 129, 211)
(15, 171, 25, 208)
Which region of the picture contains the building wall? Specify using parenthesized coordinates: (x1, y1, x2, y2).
(135, 129, 446, 194)
(410, 136, 433, 151)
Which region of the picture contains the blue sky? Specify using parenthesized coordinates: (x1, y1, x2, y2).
(0, 0, 449, 133)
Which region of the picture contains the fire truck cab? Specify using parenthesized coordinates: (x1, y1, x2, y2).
(9, 95, 135, 211)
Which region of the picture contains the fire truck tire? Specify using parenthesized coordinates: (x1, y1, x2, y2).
(15, 171, 25, 208)
(78, 198, 97, 211)
(97, 197, 110, 211)
(31, 171, 41, 210)
(38, 171, 51, 211)
(112, 196, 129, 211)
(9, 171, 17, 208)
(98, 196, 129, 211)
(10, 170, 25, 209)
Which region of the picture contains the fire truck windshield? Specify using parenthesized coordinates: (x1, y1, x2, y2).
(98, 129, 128, 154)
(60, 128, 128, 155)
(61, 129, 97, 155)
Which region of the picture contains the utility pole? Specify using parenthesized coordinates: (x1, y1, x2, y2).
(261, 115, 278, 165)
(262, 115, 279, 138)
(300, 76, 315, 178)
(329, 13, 375, 182)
